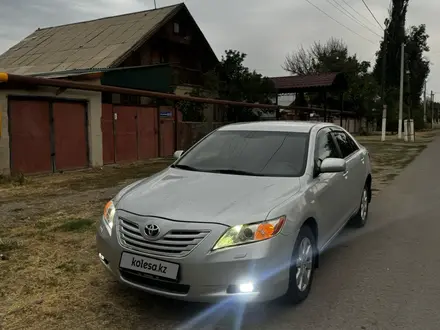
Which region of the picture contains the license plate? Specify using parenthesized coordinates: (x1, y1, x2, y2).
(119, 252, 179, 280)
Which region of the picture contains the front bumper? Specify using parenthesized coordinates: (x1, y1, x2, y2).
(96, 213, 294, 303)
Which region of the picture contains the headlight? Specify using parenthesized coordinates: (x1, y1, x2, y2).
(103, 200, 116, 235)
(212, 216, 286, 251)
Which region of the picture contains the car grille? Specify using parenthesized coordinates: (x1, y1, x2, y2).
(118, 217, 210, 258)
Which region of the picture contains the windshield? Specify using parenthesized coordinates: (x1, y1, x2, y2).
(174, 130, 309, 177)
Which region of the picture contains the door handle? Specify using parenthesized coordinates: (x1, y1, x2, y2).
(360, 157, 365, 164)
(343, 170, 349, 178)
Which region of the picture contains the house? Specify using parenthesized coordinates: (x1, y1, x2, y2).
(0, 3, 219, 174)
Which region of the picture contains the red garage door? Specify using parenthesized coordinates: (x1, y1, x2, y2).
(9, 100, 52, 174)
(53, 102, 88, 171)
(114, 106, 138, 162)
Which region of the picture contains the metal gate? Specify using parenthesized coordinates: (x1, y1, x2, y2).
(114, 106, 138, 163)
(159, 106, 175, 157)
(101, 104, 159, 164)
(101, 103, 115, 165)
(137, 106, 158, 160)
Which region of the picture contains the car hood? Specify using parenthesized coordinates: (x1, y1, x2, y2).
(116, 167, 301, 226)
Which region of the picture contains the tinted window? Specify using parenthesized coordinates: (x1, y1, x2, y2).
(175, 130, 309, 177)
(315, 129, 340, 167)
(332, 131, 359, 158)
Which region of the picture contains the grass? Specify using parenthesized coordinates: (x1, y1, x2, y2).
(356, 130, 436, 196)
(55, 219, 95, 233)
(0, 238, 23, 252)
(0, 131, 437, 329)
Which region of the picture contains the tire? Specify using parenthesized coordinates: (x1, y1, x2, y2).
(349, 184, 370, 228)
(283, 225, 317, 304)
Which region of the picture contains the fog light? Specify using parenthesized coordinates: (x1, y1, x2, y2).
(98, 253, 109, 265)
(239, 282, 254, 293)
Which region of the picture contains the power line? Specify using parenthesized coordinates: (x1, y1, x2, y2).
(326, 0, 382, 38)
(361, 0, 384, 29)
(332, 0, 372, 28)
(340, 0, 382, 30)
(305, 0, 376, 44)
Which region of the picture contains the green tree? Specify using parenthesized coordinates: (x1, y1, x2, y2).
(216, 50, 276, 121)
(177, 50, 275, 122)
(373, 0, 408, 90)
(405, 24, 430, 128)
(372, 1, 408, 130)
(176, 71, 220, 121)
(373, 0, 430, 130)
(283, 38, 379, 120)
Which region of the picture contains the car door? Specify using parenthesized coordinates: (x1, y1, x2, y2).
(330, 130, 364, 220)
(311, 128, 349, 248)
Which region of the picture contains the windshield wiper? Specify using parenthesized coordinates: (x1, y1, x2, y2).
(171, 164, 201, 172)
(207, 169, 265, 176)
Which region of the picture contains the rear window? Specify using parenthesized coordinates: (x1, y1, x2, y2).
(176, 130, 309, 177)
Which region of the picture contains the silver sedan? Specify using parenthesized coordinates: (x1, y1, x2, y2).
(96, 121, 372, 304)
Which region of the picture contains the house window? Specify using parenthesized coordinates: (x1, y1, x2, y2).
(173, 22, 180, 34)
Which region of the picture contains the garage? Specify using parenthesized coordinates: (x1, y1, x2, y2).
(52, 101, 88, 171)
(8, 98, 89, 174)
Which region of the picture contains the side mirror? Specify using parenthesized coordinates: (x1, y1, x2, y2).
(319, 158, 346, 173)
(173, 150, 184, 159)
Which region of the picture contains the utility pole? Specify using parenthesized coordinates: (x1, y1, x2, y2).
(398, 42, 404, 139)
(423, 81, 427, 123)
(153, 0, 157, 9)
(406, 66, 413, 141)
(380, 27, 388, 141)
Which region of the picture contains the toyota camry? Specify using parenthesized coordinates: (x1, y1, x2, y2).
(96, 121, 372, 304)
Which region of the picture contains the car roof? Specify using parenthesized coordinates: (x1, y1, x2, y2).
(217, 121, 336, 133)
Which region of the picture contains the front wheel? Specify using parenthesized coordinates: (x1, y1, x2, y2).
(283, 225, 316, 304)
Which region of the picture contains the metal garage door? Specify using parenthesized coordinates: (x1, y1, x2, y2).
(9, 99, 52, 174)
(9, 98, 89, 174)
(52, 102, 88, 171)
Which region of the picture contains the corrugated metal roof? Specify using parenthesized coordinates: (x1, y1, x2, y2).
(0, 4, 182, 75)
(29, 64, 176, 78)
(271, 73, 343, 91)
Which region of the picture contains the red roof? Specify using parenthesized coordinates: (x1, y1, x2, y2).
(270, 73, 346, 91)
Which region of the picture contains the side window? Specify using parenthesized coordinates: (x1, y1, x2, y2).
(332, 131, 358, 158)
(347, 134, 360, 152)
(314, 129, 340, 168)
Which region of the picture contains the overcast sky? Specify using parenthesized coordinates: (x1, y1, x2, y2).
(1, 0, 439, 95)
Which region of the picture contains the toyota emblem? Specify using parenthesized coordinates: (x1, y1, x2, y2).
(145, 224, 160, 238)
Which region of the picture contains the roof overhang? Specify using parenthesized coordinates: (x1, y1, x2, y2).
(270, 72, 348, 93)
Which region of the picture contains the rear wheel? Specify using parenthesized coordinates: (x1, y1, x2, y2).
(349, 184, 370, 228)
(284, 225, 316, 304)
